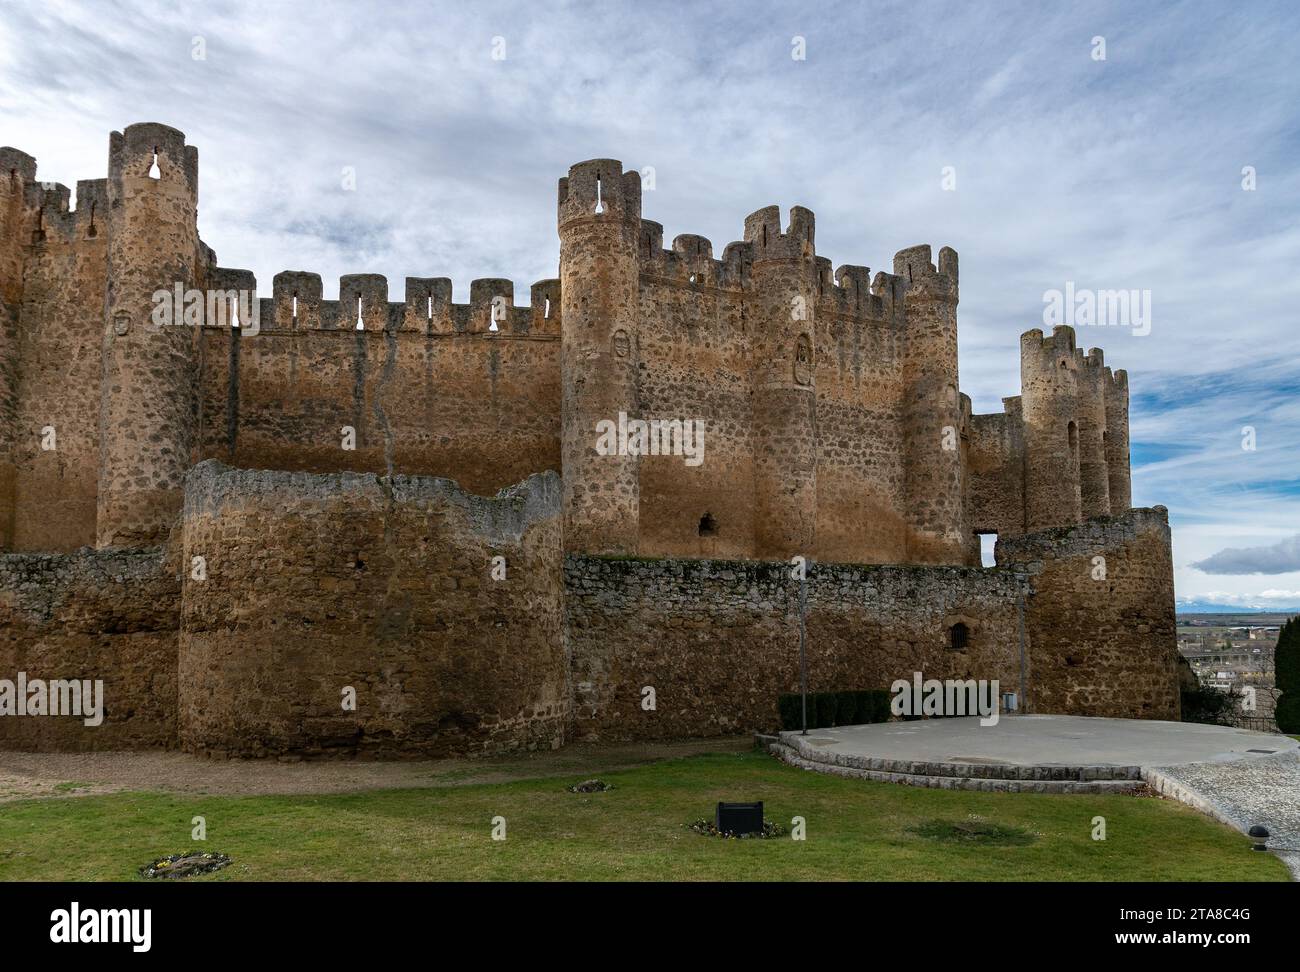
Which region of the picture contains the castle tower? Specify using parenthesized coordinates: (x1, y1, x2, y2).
(1021, 325, 1082, 531)
(557, 159, 642, 554)
(1104, 366, 1131, 512)
(0, 148, 38, 550)
(1076, 347, 1110, 518)
(96, 123, 201, 547)
(745, 205, 818, 558)
(896, 244, 967, 564)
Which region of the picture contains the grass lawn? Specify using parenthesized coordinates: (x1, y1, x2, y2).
(0, 751, 1286, 881)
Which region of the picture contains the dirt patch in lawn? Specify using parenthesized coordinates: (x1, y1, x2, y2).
(0, 737, 753, 802)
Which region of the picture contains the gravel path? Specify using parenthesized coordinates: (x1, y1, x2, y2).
(1147, 750, 1300, 879)
(0, 737, 752, 803)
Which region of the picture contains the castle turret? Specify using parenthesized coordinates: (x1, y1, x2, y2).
(557, 159, 642, 554)
(745, 205, 818, 558)
(1021, 325, 1082, 531)
(1076, 347, 1110, 518)
(96, 123, 201, 547)
(896, 244, 967, 563)
(1104, 366, 1131, 512)
(0, 148, 39, 550)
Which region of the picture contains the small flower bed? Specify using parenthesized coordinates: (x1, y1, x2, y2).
(139, 851, 233, 879)
(567, 779, 614, 793)
(689, 819, 787, 839)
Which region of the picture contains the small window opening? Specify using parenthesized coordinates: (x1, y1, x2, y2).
(1067, 420, 1078, 456)
(148, 149, 161, 180)
(543, 297, 551, 319)
(292, 294, 298, 319)
(594, 173, 604, 214)
(87, 201, 97, 238)
(698, 512, 718, 537)
(426, 296, 432, 321)
(355, 296, 364, 330)
(230, 297, 241, 329)
(689, 273, 697, 284)
(949, 622, 970, 652)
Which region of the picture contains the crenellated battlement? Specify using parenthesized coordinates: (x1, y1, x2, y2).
(0, 121, 1135, 569)
(204, 270, 564, 337)
(893, 244, 958, 301)
(743, 204, 815, 263)
(557, 159, 641, 229)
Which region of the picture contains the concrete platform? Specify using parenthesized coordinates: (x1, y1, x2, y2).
(777, 715, 1296, 770)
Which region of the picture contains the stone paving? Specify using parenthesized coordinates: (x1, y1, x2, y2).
(1146, 750, 1300, 880)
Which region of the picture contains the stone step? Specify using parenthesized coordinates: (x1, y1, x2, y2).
(775, 733, 1144, 782)
(767, 741, 1146, 794)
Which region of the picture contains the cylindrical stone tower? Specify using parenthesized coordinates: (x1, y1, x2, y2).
(1104, 366, 1131, 512)
(1076, 347, 1111, 519)
(745, 205, 818, 559)
(557, 159, 642, 554)
(96, 123, 201, 548)
(896, 244, 967, 564)
(1021, 325, 1082, 531)
(0, 148, 38, 550)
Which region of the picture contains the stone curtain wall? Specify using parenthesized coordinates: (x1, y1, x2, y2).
(565, 555, 1029, 741)
(196, 280, 561, 497)
(178, 461, 566, 757)
(998, 507, 1179, 719)
(0, 548, 179, 749)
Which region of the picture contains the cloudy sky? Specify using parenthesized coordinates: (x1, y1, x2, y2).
(3, 0, 1297, 607)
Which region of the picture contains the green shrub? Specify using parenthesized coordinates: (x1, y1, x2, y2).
(1180, 686, 1236, 726)
(777, 689, 892, 729)
(816, 692, 839, 728)
(835, 691, 858, 726)
(777, 693, 804, 731)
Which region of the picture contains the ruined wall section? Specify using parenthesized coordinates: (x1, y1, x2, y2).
(196, 271, 560, 495)
(997, 506, 1178, 719)
(179, 461, 566, 757)
(0, 546, 179, 749)
(565, 555, 1028, 740)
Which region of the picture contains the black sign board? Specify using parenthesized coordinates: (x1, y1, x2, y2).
(715, 801, 763, 836)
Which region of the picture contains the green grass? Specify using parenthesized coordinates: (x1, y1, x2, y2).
(0, 752, 1286, 881)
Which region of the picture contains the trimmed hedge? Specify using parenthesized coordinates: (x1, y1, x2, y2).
(777, 689, 892, 731)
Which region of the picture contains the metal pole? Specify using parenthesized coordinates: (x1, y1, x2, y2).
(799, 560, 808, 734)
(1017, 590, 1027, 713)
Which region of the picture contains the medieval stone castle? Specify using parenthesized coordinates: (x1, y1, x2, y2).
(0, 123, 1178, 757)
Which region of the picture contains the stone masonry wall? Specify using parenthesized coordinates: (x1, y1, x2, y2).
(565, 554, 1030, 741)
(998, 506, 1179, 719)
(178, 461, 566, 757)
(0, 547, 179, 749)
